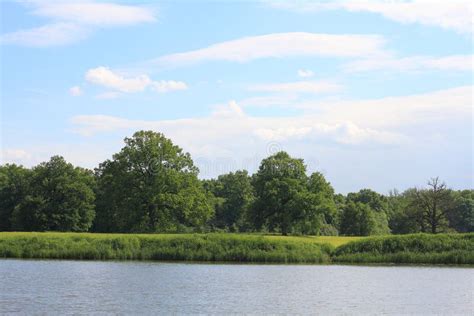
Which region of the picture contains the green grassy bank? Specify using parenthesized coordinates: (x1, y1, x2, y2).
(0, 232, 334, 263)
(0, 232, 472, 265)
(333, 233, 474, 265)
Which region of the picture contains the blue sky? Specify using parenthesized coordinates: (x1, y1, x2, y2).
(1, 0, 472, 193)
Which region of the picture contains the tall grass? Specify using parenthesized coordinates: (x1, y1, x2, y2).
(0, 232, 334, 263)
(1, 232, 472, 264)
(333, 233, 474, 265)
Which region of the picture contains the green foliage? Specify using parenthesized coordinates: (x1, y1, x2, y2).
(0, 130, 471, 238)
(94, 131, 213, 233)
(347, 188, 388, 212)
(203, 170, 255, 231)
(0, 164, 31, 231)
(339, 189, 391, 236)
(251, 152, 337, 235)
(0, 232, 333, 263)
(447, 190, 474, 233)
(334, 233, 474, 264)
(408, 177, 455, 233)
(10, 156, 95, 232)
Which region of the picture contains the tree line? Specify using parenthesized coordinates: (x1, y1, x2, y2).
(1, 131, 472, 235)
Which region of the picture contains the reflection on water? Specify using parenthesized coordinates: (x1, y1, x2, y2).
(1, 259, 473, 315)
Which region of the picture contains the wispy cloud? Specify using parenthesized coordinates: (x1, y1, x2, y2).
(266, 0, 473, 34)
(32, 1, 156, 26)
(148, 32, 387, 68)
(248, 80, 342, 94)
(85, 66, 187, 95)
(343, 54, 474, 73)
(1, 22, 88, 47)
(1, 1, 157, 47)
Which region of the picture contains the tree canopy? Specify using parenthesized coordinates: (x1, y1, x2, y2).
(0, 130, 472, 236)
(94, 130, 213, 233)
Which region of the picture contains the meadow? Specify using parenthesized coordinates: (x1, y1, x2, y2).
(0, 232, 472, 265)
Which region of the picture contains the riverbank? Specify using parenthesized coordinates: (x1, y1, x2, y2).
(0, 232, 472, 265)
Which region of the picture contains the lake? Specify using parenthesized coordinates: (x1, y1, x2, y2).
(1, 259, 472, 315)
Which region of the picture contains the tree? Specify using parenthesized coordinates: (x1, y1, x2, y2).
(344, 188, 390, 235)
(11, 156, 95, 232)
(387, 189, 421, 234)
(252, 151, 330, 235)
(204, 170, 254, 231)
(339, 201, 377, 236)
(0, 164, 31, 231)
(94, 131, 214, 233)
(447, 190, 474, 233)
(307, 172, 338, 235)
(347, 189, 388, 213)
(411, 177, 455, 234)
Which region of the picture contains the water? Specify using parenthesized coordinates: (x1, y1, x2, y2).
(0, 260, 473, 315)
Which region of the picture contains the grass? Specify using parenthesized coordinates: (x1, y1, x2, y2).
(0, 232, 472, 265)
(0, 232, 335, 264)
(265, 235, 363, 247)
(333, 233, 474, 265)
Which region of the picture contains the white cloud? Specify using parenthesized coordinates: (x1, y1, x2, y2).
(85, 66, 187, 94)
(70, 86, 471, 145)
(266, 0, 473, 34)
(249, 80, 342, 94)
(310, 86, 473, 128)
(1, 1, 157, 47)
(151, 32, 387, 67)
(86, 66, 151, 93)
(0, 22, 88, 47)
(298, 69, 314, 78)
(344, 54, 474, 72)
(69, 99, 407, 148)
(69, 86, 83, 96)
(32, 2, 156, 26)
(254, 122, 405, 145)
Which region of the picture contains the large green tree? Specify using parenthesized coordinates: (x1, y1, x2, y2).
(0, 164, 31, 231)
(251, 152, 335, 235)
(94, 131, 214, 233)
(11, 156, 95, 232)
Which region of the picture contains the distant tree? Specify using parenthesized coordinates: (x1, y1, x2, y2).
(347, 189, 388, 213)
(252, 151, 331, 235)
(204, 170, 255, 231)
(307, 172, 338, 235)
(0, 164, 31, 231)
(387, 189, 421, 234)
(447, 190, 474, 233)
(94, 131, 214, 233)
(339, 201, 379, 236)
(411, 177, 455, 234)
(344, 188, 390, 235)
(11, 156, 95, 232)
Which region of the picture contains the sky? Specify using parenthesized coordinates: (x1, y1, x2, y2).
(0, 0, 473, 194)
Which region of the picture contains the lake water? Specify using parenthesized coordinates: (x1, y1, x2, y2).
(0, 260, 473, 315)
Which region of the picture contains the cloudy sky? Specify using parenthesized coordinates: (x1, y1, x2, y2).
(1, 0, 472, 193)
